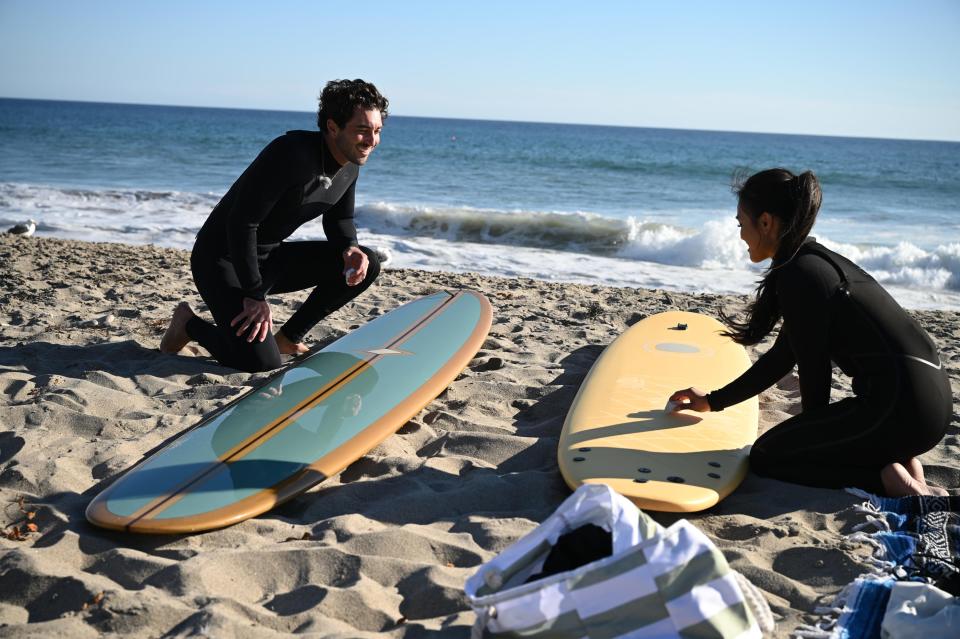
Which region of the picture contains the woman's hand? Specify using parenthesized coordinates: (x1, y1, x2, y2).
(666, 387, 711, 413)
(343, 247, 369, 286)
(231, 297, 273, 343)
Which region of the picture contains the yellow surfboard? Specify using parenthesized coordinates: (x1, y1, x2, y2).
(558, 311, 758, 512)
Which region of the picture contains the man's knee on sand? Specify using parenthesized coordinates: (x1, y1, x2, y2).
(230, 339, 283, 374)
(238, 246, 379, 374)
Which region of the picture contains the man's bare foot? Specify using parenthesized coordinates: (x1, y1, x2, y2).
(159, 302, 195, 354)
(881, 461, 949, 497)
(275, 330, 309, 356)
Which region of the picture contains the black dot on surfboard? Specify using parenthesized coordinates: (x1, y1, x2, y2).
(708, 473, 721, 479)
(637, 467, 651, 473)
(708, 461, 722, 468)
(573, 457, 585, 462)
(667, 476, 685, 483)
(578, 448, 591, 452)
(633, 478, 648, 483)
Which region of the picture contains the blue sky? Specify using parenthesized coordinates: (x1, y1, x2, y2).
(1, 1, 958, 140)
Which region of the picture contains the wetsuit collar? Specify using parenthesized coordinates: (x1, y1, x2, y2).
(320, 132, 347, 171)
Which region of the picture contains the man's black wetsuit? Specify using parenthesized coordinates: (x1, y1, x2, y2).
(187, 130, 380, 372)
(706, 240, 951, 492)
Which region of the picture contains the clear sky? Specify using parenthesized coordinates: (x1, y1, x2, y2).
(1, 0, 958, 141)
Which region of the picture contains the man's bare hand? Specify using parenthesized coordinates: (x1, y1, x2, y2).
(343, 247, 369, 286)
(231, 297, 273, 343)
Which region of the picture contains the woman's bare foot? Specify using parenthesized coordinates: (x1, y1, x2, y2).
(881, 461, 949, 497)
(904, 457, 927, 483)
(159, 302, 195, 354)
(275, 330, 309, 356)
(902, 457, 948, 495)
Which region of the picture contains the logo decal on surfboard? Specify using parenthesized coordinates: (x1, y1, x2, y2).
(361, 347, 413, 356)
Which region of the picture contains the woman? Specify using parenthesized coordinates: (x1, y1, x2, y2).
(668, 168, 951, 497)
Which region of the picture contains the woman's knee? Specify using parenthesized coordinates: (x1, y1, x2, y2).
(748, 444, 778, 478)
(748, 436, 799, 479)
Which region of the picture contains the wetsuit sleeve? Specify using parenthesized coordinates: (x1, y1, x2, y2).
(321, 179, 359, 250)
(706, 330, 795, 411)
(226, 137, 306, 300)
(777, 258, 835, 411)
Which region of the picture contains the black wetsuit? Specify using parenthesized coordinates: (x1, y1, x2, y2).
(706, 240, 951, 493)
(187, 130, 380, 372)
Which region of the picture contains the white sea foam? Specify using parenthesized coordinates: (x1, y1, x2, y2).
(0, 182, 217, 246)
(347, 232, 960, 311)
(618, 218, 747, 268)
(2, 182, 958, 310)
(820, 239, 960, 290)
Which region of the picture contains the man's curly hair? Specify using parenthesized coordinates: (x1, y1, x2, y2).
(317, 79, 389, 131)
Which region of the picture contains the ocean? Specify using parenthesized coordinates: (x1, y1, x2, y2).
(2, 97, 958, 309)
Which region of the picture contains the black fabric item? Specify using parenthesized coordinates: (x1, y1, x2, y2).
(524, 524, 613, 583)
(706, 240, 950, 493)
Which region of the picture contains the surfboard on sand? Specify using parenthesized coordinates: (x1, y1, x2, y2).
(558, 311, 758, 513)
(87, 290, 492, 534)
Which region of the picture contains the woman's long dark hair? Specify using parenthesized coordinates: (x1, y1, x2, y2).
(722, 168, 823, 344)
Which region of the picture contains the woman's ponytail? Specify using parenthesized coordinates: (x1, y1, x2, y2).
(721, 168, 823, 345)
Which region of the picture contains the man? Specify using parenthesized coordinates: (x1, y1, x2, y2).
(160, 79, 388, 372)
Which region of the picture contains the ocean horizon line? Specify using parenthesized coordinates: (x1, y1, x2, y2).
(3, 94, 959, 146)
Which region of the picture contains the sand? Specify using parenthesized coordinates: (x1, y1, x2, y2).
(1, 234, 957, 638)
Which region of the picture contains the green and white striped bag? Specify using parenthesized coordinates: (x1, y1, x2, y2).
(465, 484, 772, 638)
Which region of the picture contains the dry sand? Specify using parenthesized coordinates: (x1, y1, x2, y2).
(1, 234, 957, 638)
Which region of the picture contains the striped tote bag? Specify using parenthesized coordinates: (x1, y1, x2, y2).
(465, 484, 771, 638)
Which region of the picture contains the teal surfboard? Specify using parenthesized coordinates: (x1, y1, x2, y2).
(87, 290, 492, 534)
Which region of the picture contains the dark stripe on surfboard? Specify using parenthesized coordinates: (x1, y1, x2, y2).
(124, 291, 460, 529)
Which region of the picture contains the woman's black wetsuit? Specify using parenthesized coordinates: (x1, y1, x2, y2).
(706, 240, 951, 493)
(186, 130, 380, 372)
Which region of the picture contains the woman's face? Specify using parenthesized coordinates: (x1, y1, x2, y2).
(736, 206, 778, 263)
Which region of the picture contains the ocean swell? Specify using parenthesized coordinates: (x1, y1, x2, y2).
(3, 182, 958, 296)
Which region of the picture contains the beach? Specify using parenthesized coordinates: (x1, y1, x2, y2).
(0, 234, 956, 637)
